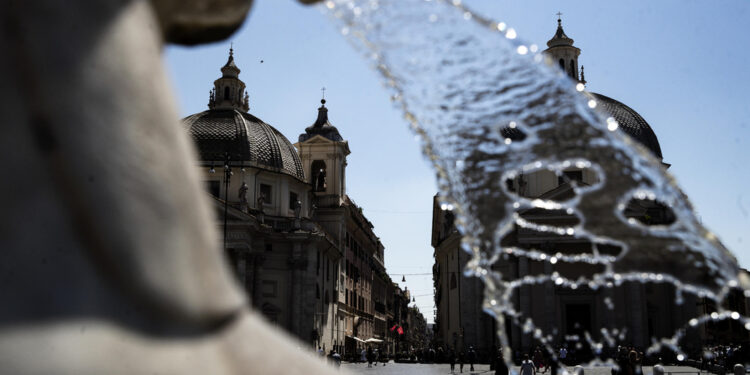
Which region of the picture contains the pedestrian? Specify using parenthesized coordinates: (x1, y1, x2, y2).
(367, 347, 374, 368)
(521, 354, 536, 375)
(468, 346, 477, 371)
(449, 348, 457, 373)
(374, 348, 379, 366)
(458, 351, 465, 373)
(534, 347, 545, 373)
(318, 346, 324, 357)
(495, 349, 509, 375)
(361, 348, 367, 363)
(332, 350, 341, 368)
(559, 346, 567, 366)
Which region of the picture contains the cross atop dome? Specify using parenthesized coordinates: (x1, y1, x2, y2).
(547, 12, 574, 48)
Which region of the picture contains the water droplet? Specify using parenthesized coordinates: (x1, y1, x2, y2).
(555, 277, 564, 286)
(341, 27, 350, 35)
(575, 83, 585, 92)
(463, 12, 472, 20)
(529, 44, 538, 53)
(607, 117, 619, 131)
(496, 22, 506, 32)
(550, 257, 558, 264)
(429, 14, 438, 22)
(566, 228, 575, 235)
(509, 121, 517, 129)
(677, 354, 685, 362)
(325, 1, 335, 9)
(490, 299, 497, 306)
(710, 312, 719, 320)
(505, 28, 517, 39)
(745, 322, 750, 331)
(517, 45, 528, 55)
(689, 318, 699, 327)
(731, 311, 740, 320)
(588, 99, 597, 109)
(504, 138, 512, 145)
(451, 0, 461, 5)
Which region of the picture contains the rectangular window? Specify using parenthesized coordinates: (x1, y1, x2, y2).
(260, 183, 272, 203)
(289, 191, 298, 210)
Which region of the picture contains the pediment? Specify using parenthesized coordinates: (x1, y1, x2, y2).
(299, 135, 335, 144)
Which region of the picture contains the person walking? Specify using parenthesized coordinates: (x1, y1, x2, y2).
(360, 348, 367, 364)
(367, 347, 374, 368)
(449, 348, 457, 373)
(458, 350, 465, 373)
(468, 346, 477, 371)
(495, 349, 509, 375)
(521, 354, 536, 375)
(534, 347, 545, 373)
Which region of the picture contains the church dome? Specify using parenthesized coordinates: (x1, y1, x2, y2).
(182, 48, 305, 181)
(183, 108, 305, 181)
(589, 93, 663, 159)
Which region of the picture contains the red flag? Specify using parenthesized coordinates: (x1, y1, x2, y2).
(397, 326, 404, 335)
(390, 325, 397, 332)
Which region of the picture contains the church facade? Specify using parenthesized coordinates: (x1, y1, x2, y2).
(181, 49, 415, 358)
(432, 18, 748, 362)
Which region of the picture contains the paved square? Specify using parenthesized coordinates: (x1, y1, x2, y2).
(341, 362, 704, 375)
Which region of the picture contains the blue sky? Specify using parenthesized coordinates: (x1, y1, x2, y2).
(165, 0, 750, 323)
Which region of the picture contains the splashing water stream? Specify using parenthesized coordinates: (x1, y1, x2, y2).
(322, 0, 749, 366)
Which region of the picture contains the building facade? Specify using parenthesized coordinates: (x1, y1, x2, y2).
(182, 49, 409, 357)
(432, 18, 749, 362)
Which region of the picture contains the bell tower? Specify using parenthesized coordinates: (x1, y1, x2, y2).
(295, 95, 350, 207)
(543, 14, 584, 84)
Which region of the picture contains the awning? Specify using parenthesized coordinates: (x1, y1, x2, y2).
(365, 338, 383, 343)
(346, 336, 366, 343)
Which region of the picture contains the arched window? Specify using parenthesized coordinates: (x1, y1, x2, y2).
(570, 59, 576, 78)
(311, 160, 327, 192)
(558, 58, 565, 71)
(224, 86, 230, 100)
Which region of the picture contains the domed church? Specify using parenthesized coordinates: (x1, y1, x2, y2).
(431, 17, 705, 361)
(182, 49, 400, 357)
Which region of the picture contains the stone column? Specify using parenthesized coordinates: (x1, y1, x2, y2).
(519, 257, 531, 350)
(626, 282, 645, 347)
(510, 257, 522, 351)
(543, 261, 556, 339)
(289, 242, 304, 337)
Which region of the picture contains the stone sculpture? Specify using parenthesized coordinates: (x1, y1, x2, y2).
(0, 0, 334, 373)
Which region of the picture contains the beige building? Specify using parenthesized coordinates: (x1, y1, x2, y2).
(431, 18, 746, 362)
(181, 49, 404, 356)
